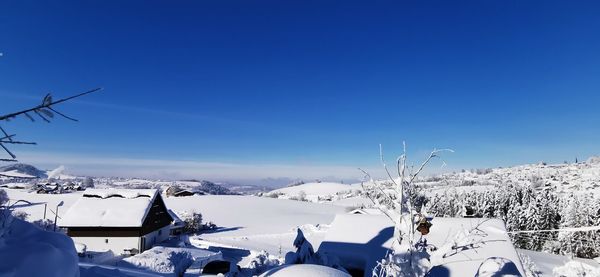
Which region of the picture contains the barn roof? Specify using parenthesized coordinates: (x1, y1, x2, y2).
(60, 189, 159, 227)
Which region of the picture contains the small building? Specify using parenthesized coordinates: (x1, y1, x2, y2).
(60, 189, 173, 255)
(347, 208, 383, 215)
(64, 182, 84, 192)
(36, 183, 60, 194)
(165, 186, 195, 197)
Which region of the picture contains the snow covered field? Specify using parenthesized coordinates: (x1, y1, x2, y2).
(266, 182, 361, 202)
(5, 187, 600, 276)
(5, 189, 346, 270)
(165, 194, 346, 263)
(422, 158, 600, 196)
(4, 157, 600, 276)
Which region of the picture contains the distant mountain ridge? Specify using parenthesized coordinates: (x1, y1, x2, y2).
(0, 163, 47, 178)
(192, 180, 236, 195)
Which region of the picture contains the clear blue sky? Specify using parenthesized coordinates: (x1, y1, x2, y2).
(1, 1, 599, 183)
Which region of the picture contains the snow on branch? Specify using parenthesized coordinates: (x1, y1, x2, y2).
(360, 141, 453, 277)
(0, 88, 101, 162)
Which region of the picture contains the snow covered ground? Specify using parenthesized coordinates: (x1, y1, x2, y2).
(422, 158, 600, 196)
(519, 249, 600, 277)
(4, 156, 600, 276)
(265, 182, 362, 203)
(4, 189, 347, 273)
(0, 212, 80, 277)
(165, 194, 346, 264)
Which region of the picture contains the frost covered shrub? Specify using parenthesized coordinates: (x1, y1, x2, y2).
(82, 177, 94, 189)
(181, 212, 217, 234)
(33, 219, 53, 231)
(286, 229, 316, 264)
(168, 251, 194, 277)
(266, 192, 283, 198)
(0, 189, 7, 206)
(298, 190, 307, 201)
(476, 168, 492, 175)
(289, 192, 309, 202)
(182, 212, 203, 234)
(518, 252, 540, 277)
(461, 180, 476, 186)
(32, 219, 66, 234)
(247, 250, 282, 275)
(284, 229, 346, 273)
(11, 210, 28, 221)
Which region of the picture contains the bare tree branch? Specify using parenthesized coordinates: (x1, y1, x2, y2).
(0, 87, 102, 121)
(0, 88, 101, 162)
(408, 148, 454, 185)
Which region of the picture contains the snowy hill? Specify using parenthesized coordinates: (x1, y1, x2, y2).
(266, 182, 361, 202)
(103, 178, 237, 195)
(419, 158, 600, 196)
(0, 163, 47, 179)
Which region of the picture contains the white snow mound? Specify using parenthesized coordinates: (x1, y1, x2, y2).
(0, 212, 79, 277)
(259, 264, 351, 277)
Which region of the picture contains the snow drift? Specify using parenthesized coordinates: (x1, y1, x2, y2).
(0, 211, 79, 277)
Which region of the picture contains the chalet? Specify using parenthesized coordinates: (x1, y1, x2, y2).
(60, 189, 173, 255)
(63, 182, 84, 192)
(347, 208, 382, 215)
(165, 186, 195, 197)
(35, 183, 60, 194)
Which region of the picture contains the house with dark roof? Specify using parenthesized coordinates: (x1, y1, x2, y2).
(60, 189, 173, 255)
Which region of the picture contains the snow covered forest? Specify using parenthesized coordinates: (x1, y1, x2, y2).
(427, 184, 600, 258)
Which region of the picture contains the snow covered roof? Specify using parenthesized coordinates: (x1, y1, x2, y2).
(347, 208, 382, 215)
(318, 214, 394, 274)
(269, 182, 361, 197)
(318, 214, 526, 277)
(167, 209, 184, 228)
(60, 189, 159, 227)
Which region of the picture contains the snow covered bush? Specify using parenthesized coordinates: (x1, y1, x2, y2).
(285, 228, 347, 273)
(11, 210, 28, 221)
(518, 252, 540, 277)
(298, 190, 307, 201)
(266, 192, 284, 198)
(169, 251, 194, 277)
(32, 218, 65, 233)
(0, 189, 7, 206)
(181, 211, 217, 234)
(182, 211, 203, 234)
(289, 194, 308, 202)
(287, 229, 317, 264)
(83, 176, 94, 188)
(247, 250, 282, 275)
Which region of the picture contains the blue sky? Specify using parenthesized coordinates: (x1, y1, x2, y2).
(1, 1, 600, 184)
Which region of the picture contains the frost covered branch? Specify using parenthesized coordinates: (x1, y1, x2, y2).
(360, 141, 453, 277)
(0, 88, 101, 162)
